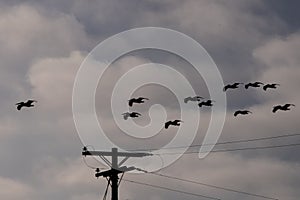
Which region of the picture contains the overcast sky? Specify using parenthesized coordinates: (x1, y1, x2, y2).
(1, 1, 300, 200)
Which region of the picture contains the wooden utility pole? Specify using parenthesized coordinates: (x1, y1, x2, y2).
(82, 147, 152, 200)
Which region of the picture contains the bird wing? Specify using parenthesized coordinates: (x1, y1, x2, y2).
(138, 97, 148, 101)
(286, 104, 295, 108)
(133, 112, 141, 116)
(27, 100, 37, 105)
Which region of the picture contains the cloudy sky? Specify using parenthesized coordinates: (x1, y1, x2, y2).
(1, 0, 300, 200)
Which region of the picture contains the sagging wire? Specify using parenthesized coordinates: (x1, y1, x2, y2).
(102, 178, 111, 200)
(82, 145, 107, 170)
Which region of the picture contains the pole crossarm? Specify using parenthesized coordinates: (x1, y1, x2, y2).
(82, 150, 152, 157)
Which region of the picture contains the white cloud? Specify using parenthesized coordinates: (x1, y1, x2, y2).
(0, 177, 33, 200)
(28, 51, 84, 114)
(254, 32, 300, 69)
(0, 4, 88, 59)
(254, 32, 300, 102)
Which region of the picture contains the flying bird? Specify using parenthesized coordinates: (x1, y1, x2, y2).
(263, 83, 280, 91)
(184, 96, 204, 103)
(128, 97, 149, 107)
(165, 120, 183, 129)
(122, 112, 141, 120)
(223, 83, 243, 91)
(198, 100, 214, 107)
(272, 104, 295, 113)
(245, 82, 264, 89)
(15, 100, 37, 110)
(234, 110, 252, 117)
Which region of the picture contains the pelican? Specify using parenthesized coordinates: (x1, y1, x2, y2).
(272, 104, 295, 113)
(263, 83, 280, 91)
(223, 83, 243, 91)
(122, 112, 141, 120)
(198, 100, 214, 107)
(184, 96, 204, 103)
(128, 97, 149, 107)
(165, 120, 183, 129)
(245, 82, 264, 89)
(234, 110, 252, 117)
(15, 100, 37, 110)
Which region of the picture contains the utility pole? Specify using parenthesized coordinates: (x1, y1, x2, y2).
(82, 147, 152, 200)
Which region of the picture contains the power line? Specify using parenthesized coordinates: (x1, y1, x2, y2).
(128, 133, 300, 152)
(156, 142, 300, 155)
(123, 178, 221, 200)
(147, 172, 278, 200)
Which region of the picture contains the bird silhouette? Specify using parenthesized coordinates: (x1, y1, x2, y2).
(263, 83, 280, 91)
(272, 104, 295, 113)
(184, 96, 204, 103)
(245, 82, 264, 89)
(165, 120, 183, 129)
(223, 83, 243, 91)
(128, 97, 149, 107)
(122, 112, 141, 120)
(198, 100, 214, 107)
(234, 110, 252, 117)
(15, 100, 37, 110)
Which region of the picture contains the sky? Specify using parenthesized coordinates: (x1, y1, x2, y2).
(1, 0, 300, 200)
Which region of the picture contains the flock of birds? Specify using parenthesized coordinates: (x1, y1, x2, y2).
(223, 82, 280, 91)
(221, 81, 295, 114)
(15, 81, 295, 129)
(120, 81, 295, 129)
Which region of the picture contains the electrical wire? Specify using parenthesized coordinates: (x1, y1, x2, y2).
(147, 172, 279, 200)
(82, 145, 98, 169)
(123, 178, 222, 200)
(155, 142, 300, 155)
(82, 138, 296, 200)
(102, 178, 110, 200)
(127, 133, 300, 152)
(82, 145, 108, 170)
(82, 156, 98, 169)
